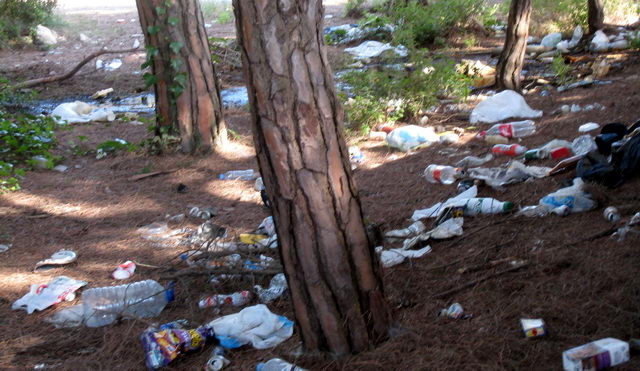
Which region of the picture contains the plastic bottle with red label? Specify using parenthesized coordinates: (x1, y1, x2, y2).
(424, 164, 462, 184)
(480, 120, 536, 139)
(198, 291, 252, 309)
(492, 144, 527, 156)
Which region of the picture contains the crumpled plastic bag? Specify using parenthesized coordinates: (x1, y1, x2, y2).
(254, 273, 288, 303)
(468, 160, 551, 189)
(386, 125, 439, 151)
(412, 186, 478, 220)
(12, 276, 87, 314)
(591, 30, 610, 52)
(401, 218, 464, 250)
(141, 320, 215, 370)
(539, 177, 596, 213)
(207, 304, 294, 349)
(469, 90, 543, 124)
(376, 245, 432, 268)
(45, 304, 85, 328)
(344, 40, 408, 59)
(50, 101, 116, 124)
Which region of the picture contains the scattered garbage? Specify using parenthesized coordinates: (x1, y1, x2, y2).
(219, 169, 257, 180)
(604, 206, 621, 222)
(424, 165, 462, 185)
(257, 216, 276, 237)
(35, 25, 58, 46)
(12, 276, 87, 314)
(257, 358, 307, 371)
(401, 218, 464, 250)
(572, 135, 598, 156)
(323, 23, 394, 45)
(189, 206, 217, 220)
(50, 101, 116, 124)
(207, 304, 294, 349)
(141, 320, 215, 370)
(456, 154, 494, 169)
(520, 319, 546, 338)
(479, 120, 536, 139)
(112, 261, 136, 280)
(517, 204, 570, 217)
(253, 274, 287, 304)
(0, 244, 10, 253)
(45, 304, 85, 328)
(492, 144, 527, 157)
(468, 160, 550, 189)
(591, 30, 612, 52)
(220, 87, 249, 108)
(461, 197, 514, 216)
(457, 59, 496, 89)
(91, 88, 114, 99)
(539, 178, 596, 213)
(525, 139, 573, 161)
(199, 291, 252, 309)
(557, 80, 611, 93)
(34, 249, 77, 271)
(579, 122, 600, 133)
(412, 186, 478, 220)
(562, 338, 629, 371)
(83, 280, 174, 327)
(206, 346, 230, 371)
(104, 59, 123, 71)
(349, 146, 365, 168)
(484, 134, 510, 145)
(386, 125, 439, 151)
(469, 90, 543, 124)
(439, 303, 471, 319)
(344, 40, 408, 59)
(540, 32, 562, 49)
(376, 245, 432, 268)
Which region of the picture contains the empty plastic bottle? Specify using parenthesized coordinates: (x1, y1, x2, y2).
(218, 169, 256, 180)
(480, 120, 536, 138)
(199, 291, 251, 309)
(424, 165, 462, 185)
(539, 178, 596, 213)
(82, 280, 173, 327)
(492, 144, 527, 156)
(257, 358, 307, 371)
(463, 198, 514, 216)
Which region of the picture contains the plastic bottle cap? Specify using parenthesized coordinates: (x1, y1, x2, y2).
(478, 131, 487, 138)
(165, 282, 176, 302)
(218, 174, 225, 180)
(503, 202, 514, 212)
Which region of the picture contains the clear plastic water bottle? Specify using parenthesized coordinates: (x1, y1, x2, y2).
(82, 280, 173, 327)
(481, 120, 536, 138)
(424, 164, 462, 184)
(218, 169, 256, 180)
(257, 358, 307, 371)
(492, 144, 527, 156)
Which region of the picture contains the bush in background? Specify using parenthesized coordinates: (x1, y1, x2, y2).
(0, 0, 57, 47)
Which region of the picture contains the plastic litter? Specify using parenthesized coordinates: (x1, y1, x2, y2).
(240, 234, 268, 245)
(83, 280, 174, 327)
(484, 134, 510, 144)
(572, 135, 598, 156)
(521, 319, 546, 338)
(386, 125, 439, 151)
(206, 346, 229, 371)
(492, 144, 527, 156)
(344, 40, 408, 59)
(257, 358, 307, 371)
(104, 59, 122, 71)
(112, 260, 136, 280)
(412, 186, 478, 220)
(439, 303, 471, 319)
(540, 32, 562, 48)
(579, 122, 600, 133)
(424, 165, 462, 185)
(468, 161, 550, 189)
(0, 244, 10, 253)
(255, 273, 288, 303)
(456, 154, 494, 168)
(12, 276, 87, 314)
(461, 198, 514, 216)
(50, 101, 116, 124)
(604, 206, 621, 222)
(207, 304, 294, 349)
(33, 249, 77, 271)
(141, 320, 215, 370)
(401, 218, 464, 250)
(525, 139, 573, 160)
(45, 304, 85, 328)
(480, 120, 536, 139)
(517, 204, 570, 217)
(376, 245, 432, 268)
(91, 88, 114, 99)
(349, 146, 365, 167)
(219, 169, 256, 180)
(323, 23, 394, 45)
(199, 291, 252, 309)
(591, 30, 610, 52)
(385, 221, 426, 239)
(562, 338, 629, 371)
(469, 90, 543, 124)
(539, 178, 596, 213)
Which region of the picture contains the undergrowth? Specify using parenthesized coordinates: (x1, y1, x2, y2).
(0, 0, 57, 48)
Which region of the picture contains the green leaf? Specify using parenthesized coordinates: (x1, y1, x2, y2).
(143, 73, 158, 87)
(155, 6, 166, 16)
(170, 58, 183, 71)
(168, 16, 179, 26)
(147, 25, 161, 35)
(169, 41, 182, 54)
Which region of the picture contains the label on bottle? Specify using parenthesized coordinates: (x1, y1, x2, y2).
(433, 169, 442, 182)
(498, 124, 513, 138)
(581, 351, 612, 370)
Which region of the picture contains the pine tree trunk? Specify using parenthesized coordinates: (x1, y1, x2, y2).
(137, 0, 226, 153)
(588, 0, 604, 34)
(496, 0, 532, 91)
(233, 0, 391, 356)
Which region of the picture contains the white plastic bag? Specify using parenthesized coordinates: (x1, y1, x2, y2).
(591, 30, 610, 52)
(344, 40, 408, 59)
(208, 304, 294, 349)
(50, 101, 116, 124)
(469, 90, 543, 124)
(377, 245, 432, 268)
(386, 125, 439, 151)
(412, 186, 478, 220)
(12, 276, 87, 314)
(539, 178, 596, 213)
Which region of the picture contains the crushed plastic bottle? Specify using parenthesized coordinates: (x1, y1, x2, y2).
(572, 135, 598, 156)
(199, 291, 252, 309)
(439, 303, 471, 319)
(424, 165, 462, 185)
(539, 178, 596, 213)
(517, 204, 570, 217)
(256, 358, 307, 371)
(492, 144, 527, 156)
(455, 154, 494, 168)
(385, 221, 427, 238)
(480, 120, 536, 138)
(83, 280, 174, 327)
(255, 273, 288, 303)
(562, 338, 629, 371)
(219, 169, 257, 180)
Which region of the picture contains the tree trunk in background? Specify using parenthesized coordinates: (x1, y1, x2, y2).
(588, 0, 605, 34)
(233, 0, 391, 356)
(496, 0, 532, 91)
(137, 0, 226, 153)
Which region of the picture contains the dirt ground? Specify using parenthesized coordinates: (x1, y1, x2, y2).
(2, 1, 640, 370)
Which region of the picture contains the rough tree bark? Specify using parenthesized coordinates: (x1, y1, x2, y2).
(496, 0, 532, 91)
(137, 0, 226, 153)
(588, 0, 605, 35)
(233, 0, 391, 356)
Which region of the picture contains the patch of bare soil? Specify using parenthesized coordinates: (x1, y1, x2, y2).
(2, 3, 640, 371)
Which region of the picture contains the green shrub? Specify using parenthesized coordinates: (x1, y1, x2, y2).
(549, 54, 574, 86)
(531, 0, 587, 35)
(0, 0, 57, 47)
(345, 0, 367, 18)
(340, 54, 471, 133)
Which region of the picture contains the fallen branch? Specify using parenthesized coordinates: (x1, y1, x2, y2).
(161, 267, 282, 279)
(13, 46, 141, 89)
(431, 261, 529, 299)
(128, 169, 179, 182)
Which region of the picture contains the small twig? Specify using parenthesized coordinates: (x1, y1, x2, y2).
(546, 227, 617, 252)
(431, 262, 529, 299)
(161, 267, 282, 279)
(128, 169, 179, 182)
(13, 46, 141, 89)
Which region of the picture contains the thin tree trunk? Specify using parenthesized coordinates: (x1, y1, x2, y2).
(233, 0, 391, 355)
(496, 0, 532, 91)
(137, 0, 226, 153)
(588, 0, 605, 34)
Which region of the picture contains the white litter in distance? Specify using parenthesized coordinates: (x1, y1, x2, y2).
(50, 101, 115, 124)
(344, 40, 408, 59)
(469, 90, 543, 124)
